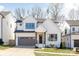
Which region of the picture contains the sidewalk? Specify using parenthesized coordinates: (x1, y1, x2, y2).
(35, 51, 79, 56)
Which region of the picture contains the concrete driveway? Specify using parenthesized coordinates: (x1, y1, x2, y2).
(0, 46, 35, 56)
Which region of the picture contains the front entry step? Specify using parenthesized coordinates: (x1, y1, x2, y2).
(35, 44, 45, 48)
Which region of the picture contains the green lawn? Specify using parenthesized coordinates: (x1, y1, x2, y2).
(0, 45, 14, 50)
(34, 52, 74, 56)
(35, 48, 74, 53)
(34, 48, 76, 56)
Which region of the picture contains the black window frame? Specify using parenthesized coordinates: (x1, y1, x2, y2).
(49, 34, 57, 41)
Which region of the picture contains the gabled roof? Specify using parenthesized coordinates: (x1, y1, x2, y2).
(58, 21, 70, 32)
(35, 25, 46, 32)
(42, 19, 61, 34)
(66, 20, 79, 26)
(15, 30, 35, 33)
(0, 10, 10, 16)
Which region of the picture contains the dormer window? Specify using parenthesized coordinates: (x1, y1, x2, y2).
(25, 23, 35, 29)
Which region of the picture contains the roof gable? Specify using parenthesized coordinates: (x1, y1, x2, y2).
(58, 21, 70, 32)
(0, 10, 10, 16)
(43, 19, 61, 34)
(35, 25, 46, 32)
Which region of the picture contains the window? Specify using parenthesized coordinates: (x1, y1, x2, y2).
(65, 29, 67, 34)
(55, 34, 57, 39)
(49, 34, 57, 41)
(72, 27, 75, 32)
(25, 23, 35, 29)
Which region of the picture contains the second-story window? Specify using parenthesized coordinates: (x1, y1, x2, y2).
(65, 29, 67, 34)
(25, 23, 35, 29)
(72, 27, 75, 32)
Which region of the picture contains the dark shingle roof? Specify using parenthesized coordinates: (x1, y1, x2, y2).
(15, 30, 35, 33)
(16, 20, 22, 23)
(66, 20, 79, 26)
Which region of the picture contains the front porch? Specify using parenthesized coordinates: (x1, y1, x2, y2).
(35, 25, 46, 48)
(35, 32, 46, 48)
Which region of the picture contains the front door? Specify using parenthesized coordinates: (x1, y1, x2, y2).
(39, 35, 42, 44)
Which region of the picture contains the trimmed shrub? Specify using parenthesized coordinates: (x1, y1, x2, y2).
(0, 39, 4, 45)
(35, 45, 38, 48)
(45, 45, 51, 48)
(60, 42, 66, 49)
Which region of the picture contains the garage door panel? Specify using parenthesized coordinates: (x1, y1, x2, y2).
(18, 37, 37, 46)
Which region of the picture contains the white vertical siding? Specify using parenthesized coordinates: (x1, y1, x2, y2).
(2, 13, 16, 45)
(42, 19, 61, 48)
(0, 15, 2, 39)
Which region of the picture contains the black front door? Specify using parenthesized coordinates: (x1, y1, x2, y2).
(39, 35, 42, 44)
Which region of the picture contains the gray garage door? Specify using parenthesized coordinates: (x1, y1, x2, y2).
(74, 40, 79, 47)
(18, 37, 37, 46)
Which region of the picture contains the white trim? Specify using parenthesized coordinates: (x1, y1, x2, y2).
(16, 37, 18, 46)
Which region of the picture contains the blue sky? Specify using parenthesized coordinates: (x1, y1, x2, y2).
(0, 3, 49, 11)
(0, 3, 79, 18)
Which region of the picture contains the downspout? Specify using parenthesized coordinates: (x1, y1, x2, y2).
(70, 26, 71, 48)
(1, 17, 3, 40)
(0, 13, 4, 43)
(61, 32, 62, 48)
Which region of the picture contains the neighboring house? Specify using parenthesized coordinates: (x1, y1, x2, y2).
(15, 17, 61, 48)
(62, 20, 79, 48)
(0, 10, 16, 45)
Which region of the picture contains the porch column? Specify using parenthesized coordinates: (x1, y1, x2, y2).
(37, 33, 39, 44)
(16, 37, 18, 46)
(42, 32, 44, 44)
(44, 32, 46, 44)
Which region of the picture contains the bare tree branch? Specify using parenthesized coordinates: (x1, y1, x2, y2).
(27, 6, 47, 19)
(68, 9, 75, 20)
(68, 8, 79, 20)
(14, 8, 26, 20)
(47, 3, 64, 21)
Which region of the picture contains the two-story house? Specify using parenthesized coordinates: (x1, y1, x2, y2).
(15, 17, 61, 48)
(62, 20, 79, 48)
(0, 10, 16, 45)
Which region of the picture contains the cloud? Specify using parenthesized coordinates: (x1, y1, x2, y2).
(0, 5, 5, 11)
